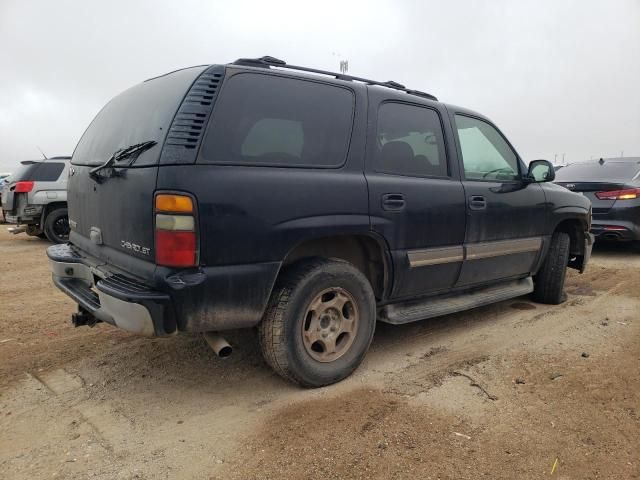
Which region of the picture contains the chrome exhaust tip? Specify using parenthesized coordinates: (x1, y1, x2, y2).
(203, 332, 232, 358)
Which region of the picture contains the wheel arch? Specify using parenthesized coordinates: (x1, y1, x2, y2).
(281, 233, 392, 300)
(553, 217, 588, 271)
(40, 201, 68, 226)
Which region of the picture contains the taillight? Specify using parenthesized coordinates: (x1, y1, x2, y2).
(155, 193, 198, 267)
(14, 181, 34, 193)
(595, 188, 640, 200)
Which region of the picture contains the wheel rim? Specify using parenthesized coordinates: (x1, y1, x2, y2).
(52, 215, 70, 241)
(302, 287, 359, 363)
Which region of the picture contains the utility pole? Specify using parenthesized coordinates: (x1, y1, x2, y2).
(562, 153, 565, 164)
(339, 60, 349, 74)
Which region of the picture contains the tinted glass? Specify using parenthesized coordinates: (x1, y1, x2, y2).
(455, 115, 519, 181)
(200, 73, 354, 167)
(31, 162, 65, 181)
(73, 66, 207, 166)
(375, 102, 448, 177)
(5, 163, 38, 183)
(555, 161, 640, 182)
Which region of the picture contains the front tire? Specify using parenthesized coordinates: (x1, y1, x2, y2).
(258, 258, 376, 388)
(533, 232, 570, 304)
(43, 208, 70, 244)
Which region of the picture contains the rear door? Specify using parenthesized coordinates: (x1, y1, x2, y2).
(67, 66, 209, 279)
(451, 112, 547, 286)
(366, 91, 466, 300)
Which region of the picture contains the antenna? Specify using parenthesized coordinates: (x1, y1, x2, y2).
(36, 146, 48, 159)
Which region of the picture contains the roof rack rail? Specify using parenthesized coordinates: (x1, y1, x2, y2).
(232, 56, 438, 101)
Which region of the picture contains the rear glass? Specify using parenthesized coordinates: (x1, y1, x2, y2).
(555, 162, 640, 182)
(200, 73, 355, 168)
(4, 162, 65, 182)
(72, 66, 207, 166)
(5, 163, 37, 182)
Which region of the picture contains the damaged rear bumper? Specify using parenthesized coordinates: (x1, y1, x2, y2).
(47, 243, 176, 336)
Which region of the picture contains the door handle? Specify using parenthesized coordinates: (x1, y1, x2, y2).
(382, 193, 405, 211)
(468, 195, 487, 210)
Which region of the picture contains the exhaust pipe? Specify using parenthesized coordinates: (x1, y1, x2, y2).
(602, 232, 621, 240)
(203, 332, 232, 358)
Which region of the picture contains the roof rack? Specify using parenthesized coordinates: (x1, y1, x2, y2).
(232, 56, 438, 101)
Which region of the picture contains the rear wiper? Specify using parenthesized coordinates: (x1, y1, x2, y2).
(89, 140, 157, 183)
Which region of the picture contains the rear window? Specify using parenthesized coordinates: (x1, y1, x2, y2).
(5, 163, 36, 182)
(5, 162, 64, 182)
(200, 73, 355, 168)
(555, 161, 640, 182)
(72, 66, 207, 167)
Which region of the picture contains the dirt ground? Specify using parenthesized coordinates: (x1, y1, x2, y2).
(0, 228, 638, 480)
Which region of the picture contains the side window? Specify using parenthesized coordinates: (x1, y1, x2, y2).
(200, 73, 354, 168)
(31, 163, 65, 181)
(455, 115, 519, 181)
(375, 102, 448, 178)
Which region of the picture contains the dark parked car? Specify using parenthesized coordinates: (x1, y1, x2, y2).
(555, 157, 640, 243)
(48, 56, 593, 387)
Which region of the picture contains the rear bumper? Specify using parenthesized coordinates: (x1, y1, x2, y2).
(591, 220, 640, 241)
(48, 242, 281, 335)
(47, 243, 176, 336)
(3, 204, 43, 225)
(591, 204, 640, 241)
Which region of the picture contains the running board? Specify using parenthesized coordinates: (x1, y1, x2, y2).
(379, 277, 534, 325)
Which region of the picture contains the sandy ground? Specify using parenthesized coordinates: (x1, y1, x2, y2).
(0, 227, 638, 479)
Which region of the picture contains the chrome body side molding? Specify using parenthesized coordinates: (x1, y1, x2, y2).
(408, 237, 542, 268)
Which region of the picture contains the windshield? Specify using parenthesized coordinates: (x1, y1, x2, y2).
(72, 66, 207, 167)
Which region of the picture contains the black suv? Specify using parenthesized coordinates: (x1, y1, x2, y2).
(48, 57, 593, 387)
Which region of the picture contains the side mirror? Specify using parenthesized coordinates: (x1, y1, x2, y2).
(527, 159, 555, 183)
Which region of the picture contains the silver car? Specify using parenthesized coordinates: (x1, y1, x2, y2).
(1, 157, 70, 243)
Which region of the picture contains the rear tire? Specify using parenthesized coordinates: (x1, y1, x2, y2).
(44, 208, 70, 244)
(533, 232, 570, 304)
(258, 258, 376, 388)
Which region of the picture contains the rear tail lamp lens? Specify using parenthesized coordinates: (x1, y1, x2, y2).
(595, 188, 640, 200)
(155, 194, 193, 213)
(14, 181, 34, 193)
(155, 193, 197, 268)
(155, 214, 195, 231)
(155, 231, 197, 267)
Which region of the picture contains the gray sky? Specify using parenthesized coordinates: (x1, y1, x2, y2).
(1, 0, 638, 172)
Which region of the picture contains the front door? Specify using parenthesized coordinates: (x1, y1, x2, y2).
(367, 96, 466, 300)
(451, 112, 547, 287)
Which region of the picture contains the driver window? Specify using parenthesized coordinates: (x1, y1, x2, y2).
(455, 115, 519, 181)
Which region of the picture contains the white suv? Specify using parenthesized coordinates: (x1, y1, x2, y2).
(1, 157, 70, 243)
